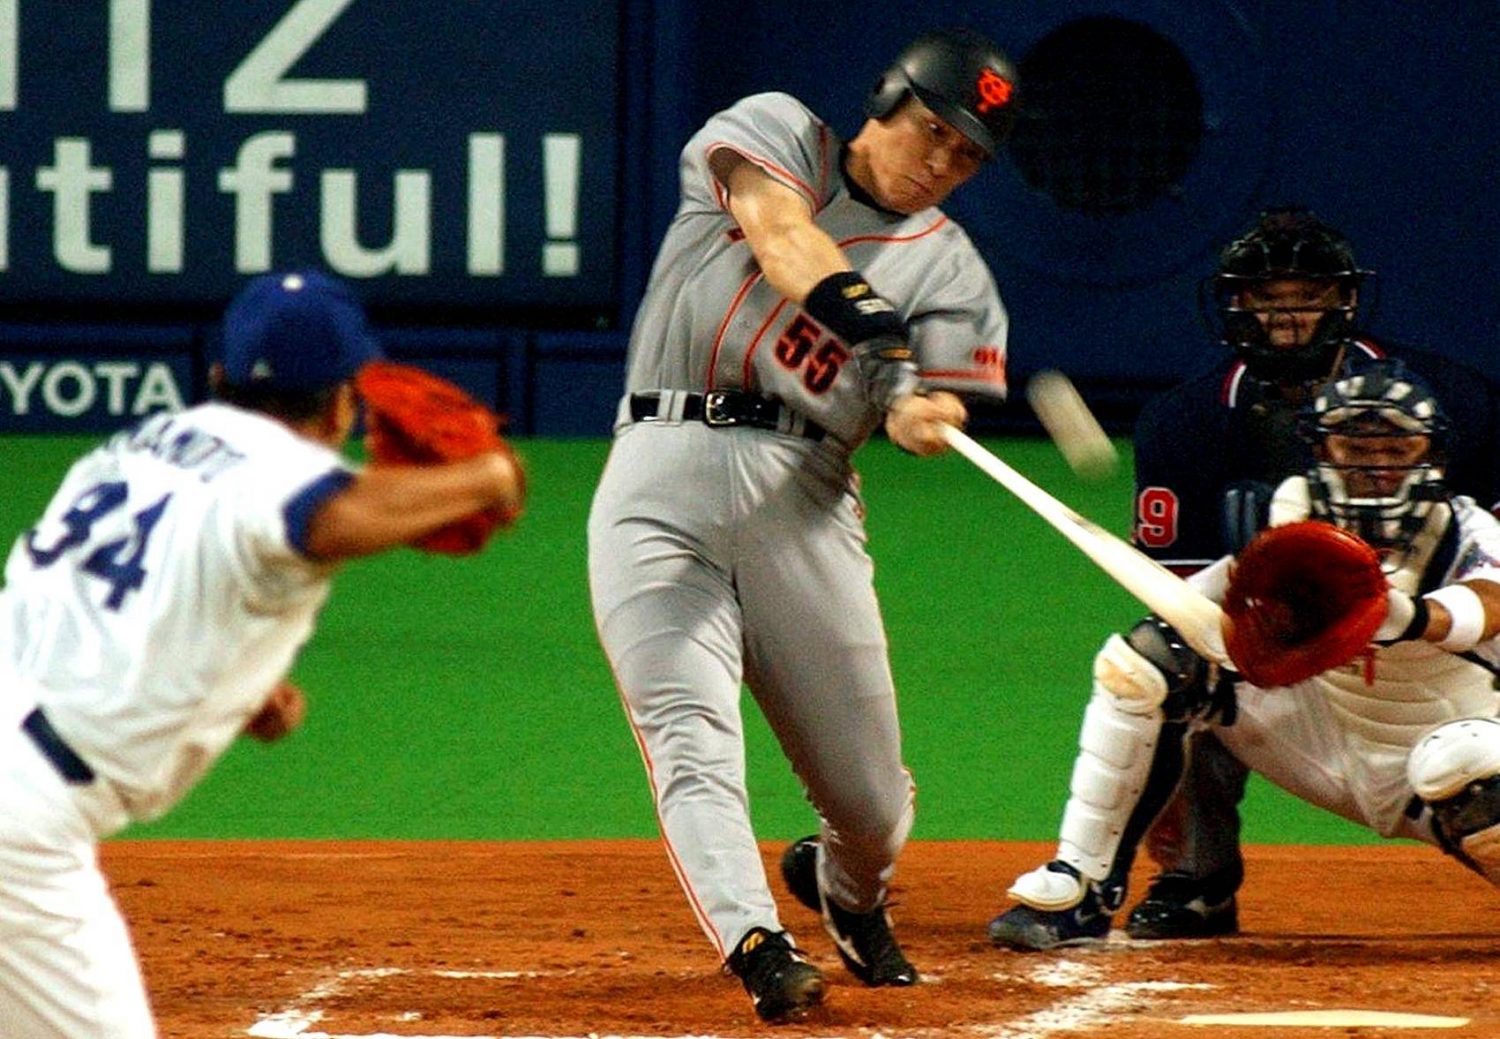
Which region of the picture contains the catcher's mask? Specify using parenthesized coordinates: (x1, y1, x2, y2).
(1301, 361, 1449, 555)
(1200, 206, 1374, 385)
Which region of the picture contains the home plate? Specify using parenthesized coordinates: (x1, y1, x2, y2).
(1180, 1010, 1469, 1028)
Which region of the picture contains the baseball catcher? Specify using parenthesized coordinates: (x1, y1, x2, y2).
(355, 361, 525, 554)
(990, 360, 1500, 950)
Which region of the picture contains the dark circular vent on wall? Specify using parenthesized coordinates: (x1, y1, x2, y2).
(1006, 17, 1204, 215)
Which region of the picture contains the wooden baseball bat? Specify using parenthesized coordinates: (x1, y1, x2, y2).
(941, 426, 1226, 662)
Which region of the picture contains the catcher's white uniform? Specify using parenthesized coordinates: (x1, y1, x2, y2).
(1209, 482, 1500, 844)
(1011, 477, 1500, 922)
(0, 403, 353, 1038)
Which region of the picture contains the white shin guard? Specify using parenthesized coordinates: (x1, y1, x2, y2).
(1054, 682, 1164, 883)
(1408, 717, 1500, 883)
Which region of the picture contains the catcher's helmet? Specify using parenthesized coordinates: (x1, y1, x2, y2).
(1301, 360, 1449, 556)
(866, 28, 1019, 157)
(1203, 207, 1374, 385)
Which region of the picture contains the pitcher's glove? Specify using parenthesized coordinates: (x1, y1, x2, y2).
(1221, 520, 1388, 687)
(354, 360, 524, 554)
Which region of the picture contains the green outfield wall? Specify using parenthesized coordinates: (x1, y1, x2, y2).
(0, 435, 1377, 846)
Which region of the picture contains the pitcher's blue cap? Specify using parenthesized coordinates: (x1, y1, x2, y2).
(221, 270, 381, 392)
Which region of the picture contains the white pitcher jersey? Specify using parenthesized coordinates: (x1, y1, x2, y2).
(0, 403, 353, 826)
(623, 91, 1009, 448)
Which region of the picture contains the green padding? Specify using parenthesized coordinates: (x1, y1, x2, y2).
(0, 434, 1375, 845)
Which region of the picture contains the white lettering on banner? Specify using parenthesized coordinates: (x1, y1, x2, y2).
(110, 0, 150, 112)
(147, 130, 185, 272)
(224, 0, 366, 114)
(0, 0, 15, 110)
(0, 5, 603, 288)
(219, 132, 297, 272)
(542, 133, 581, 277)
(0, 361, 185, 417)
(468, 133, 505, 276)
(36, 139, 114, 273)
(134, 363, 184, 413)
(1, 129, 548, 277)
(94, 362, 140, 413)
(43, 362, 97, 416)
(321, 169, 431, 276)
(0, 362, 42, 412)
(0, 168, 8, 270)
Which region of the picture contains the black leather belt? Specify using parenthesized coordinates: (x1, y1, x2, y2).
(22, 707, 95, 785)
(629, 391, 826, 442)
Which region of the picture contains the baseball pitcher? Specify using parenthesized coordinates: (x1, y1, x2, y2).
(0, 271, 524, 1038)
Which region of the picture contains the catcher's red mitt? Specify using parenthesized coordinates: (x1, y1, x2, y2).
(354, 360, 524, 554)
(1222, 520, 1388, 687)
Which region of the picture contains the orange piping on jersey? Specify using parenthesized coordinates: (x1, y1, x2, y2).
(837, 214, 950, 249)
(817, 121, 831, 199)
(920, 367, 1007, 389)
(594, 645, 724, 955)
(705, 270, 765, 392)
(741, 298, 791, 388)
(703, 141, 819, 214)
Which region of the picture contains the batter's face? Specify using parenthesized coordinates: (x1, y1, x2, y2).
(849, 99, 987, 214)
(1235, 278, 1351, 351)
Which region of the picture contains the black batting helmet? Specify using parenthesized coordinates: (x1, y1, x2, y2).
(866, 28, 1019, 157)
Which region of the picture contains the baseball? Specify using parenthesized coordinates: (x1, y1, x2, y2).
(1025, 369, 1119, 480)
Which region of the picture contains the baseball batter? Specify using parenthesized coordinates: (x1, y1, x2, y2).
(587, 29, 1015, 1022)
(990, 362, 1500, 950)
(0, 271, 523, 1038)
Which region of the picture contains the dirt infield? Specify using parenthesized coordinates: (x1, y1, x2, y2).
(105, 839, 1499, 1038)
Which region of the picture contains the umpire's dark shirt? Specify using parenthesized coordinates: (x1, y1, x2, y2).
(1131, 340, 1500, 574)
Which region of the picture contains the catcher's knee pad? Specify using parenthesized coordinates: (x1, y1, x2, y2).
(1096, 616, 1217, 720)
(1408, 718, 1500, 883)
(1055, 686, 1166, 881)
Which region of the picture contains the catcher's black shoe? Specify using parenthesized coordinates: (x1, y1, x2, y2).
(1124, 871, 1240, 940)
(779, 835, 918, 986)
(988, 863, 1113, 951)
(726, 927, 825, 1024)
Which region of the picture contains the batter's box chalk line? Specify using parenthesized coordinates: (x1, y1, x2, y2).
(248, 966, 567, 1039)
(978, 959, 1211, 1039)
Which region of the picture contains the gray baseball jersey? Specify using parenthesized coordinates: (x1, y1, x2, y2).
(620, 92, 1008, 446)
(590, 91, 1009, 955)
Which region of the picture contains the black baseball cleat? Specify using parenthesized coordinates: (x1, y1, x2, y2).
(988, 863, 1113, 951)
(1124, 871, 1240, 940)
(780, 835, 918, 986)
(727, 927, 825, 1024)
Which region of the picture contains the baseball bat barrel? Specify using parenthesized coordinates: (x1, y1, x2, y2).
(940, 425, 1226, 661)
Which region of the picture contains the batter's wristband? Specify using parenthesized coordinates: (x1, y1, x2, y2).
(1425, 584, 1489, 652)
(804, 271, 906, 347)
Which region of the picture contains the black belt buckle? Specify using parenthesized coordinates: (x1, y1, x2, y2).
(701, 390, 737, 427)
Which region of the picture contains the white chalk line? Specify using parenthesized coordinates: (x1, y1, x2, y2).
(247, 956, 1214, 1039)
(977, 958, 1211, 1039)
(247, 953, 1472, 1039)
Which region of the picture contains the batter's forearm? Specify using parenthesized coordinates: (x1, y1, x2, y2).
(736, 208, 851, 302)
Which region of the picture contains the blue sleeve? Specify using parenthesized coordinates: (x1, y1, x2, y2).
(282, 469, 356, 558)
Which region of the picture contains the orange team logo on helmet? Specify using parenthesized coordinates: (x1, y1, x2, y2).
(975, 68, 1013, 112)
